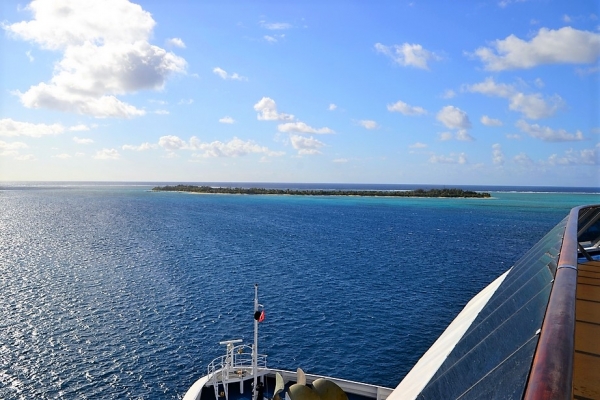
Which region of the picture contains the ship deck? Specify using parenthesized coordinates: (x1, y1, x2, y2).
(574, 259, 600, 400)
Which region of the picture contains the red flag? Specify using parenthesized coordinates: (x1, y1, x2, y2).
(258, 310, 265, 323)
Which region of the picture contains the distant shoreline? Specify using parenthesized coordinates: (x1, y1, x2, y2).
(152, 185, 491, 198)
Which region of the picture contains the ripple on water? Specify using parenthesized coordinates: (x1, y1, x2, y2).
(0, 187, 591, 399)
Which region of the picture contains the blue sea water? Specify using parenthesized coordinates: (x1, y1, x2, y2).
(0, 183, 598, 399)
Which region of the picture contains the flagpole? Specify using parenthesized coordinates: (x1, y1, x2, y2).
(253, 284, 258, 400)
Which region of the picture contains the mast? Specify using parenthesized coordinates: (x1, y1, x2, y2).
(252, 284, 259, 400)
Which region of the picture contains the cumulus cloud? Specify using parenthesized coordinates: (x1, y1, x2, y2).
(73, 136, 93, 144)
(260, 21, 292, 30)
(441, 89, 456, 99)
(439, 132, 453, 141)
(167, 37, 186, 48)
(436, 106, 472, 130)
(157, 135, 283, 158)
(429, 153, 468, 164)
(473, 27, 600, 70)
(481, 115, 503, 126)
(328, 104, 337, 111)
(213, 67, 247, 81)
(0, 118, 64, 137)
(278, 122, 334, 134)
(253, 97, 294, 121)
(219, 116, 235, 124)
(547, 148, 599, 165)
(375, 42, 440, 69)
(0, 140, 28, 157)
(456, 129, 475, 141)
(290, 135, 325, 155)
(190, 137, 283, 158)
(492, 143, 505, 165)
(159, 135, 188, 151)
(94, 148, 120, 159)
(359, 120, 379, 130)
(387, 100, 427, 116)
(465, 77, 564, 119)
(516, 120, 585, 142)
(122, 142, 157, 151)
(69, 124, 90, 131)
(4, 0, 187, 118)
(513, 152, 534, 165)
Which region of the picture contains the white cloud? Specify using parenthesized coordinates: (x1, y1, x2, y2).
(473, 27, 600, 71)
(159, 135, 188, 151)
(375, 42, 439, 69)
(409, 142, 428, 149)
(0, 140, 28, 157)
(16, 154, 36, 161)
(191, 137, 283, 158)
(254, 97, 294, 121)
(260, 21, 292, 30)
(513, 152, 534, 165)
(387, 100, 427, 116)
(441, 89, 456, 99)
(359, 120, 379, 130)
(464, 77, 514, 97)
(213, 67, 247, 81)
(328, 104, 337, 111)
(179, 98, 194, 105)
(332, 158, 348, 163)
(219, 116, 235, 124)
(492, 143, 505, 165)
(465, 77, 564, 119)
(547, 148, 599, 165)
(278, 122, 334, 134)
(290, 134, 325, 155)
(436, 106, 472, 130)
(481, 115, 503, 126)
(4, 0, 186, 118)
(122, 142, 157, 151)
(429, 153, 468, 164)
(516, 120, 584, 142)
(157, 135, 283, 158)
(26, 50, 34, 62)
(0, 118, 64, 137)
(534, 78, 544, 88)
(154, 109, 169, 115)
(456, 129, 475, 141)
(73, 136, 93, 144)
(167, 37, 186, 48)
(439, 132, 453, 141)
(508, 92, 563, 119)
(69, 124, 90, 131)
(53, 153, 71, 159)
(264, 35, 278, 43)
(94, 148, 120, 159)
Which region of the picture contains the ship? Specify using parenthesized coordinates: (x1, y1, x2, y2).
(183, 204, 600, 400)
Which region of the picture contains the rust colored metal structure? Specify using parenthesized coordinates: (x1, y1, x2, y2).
(525, 205, 600, 400)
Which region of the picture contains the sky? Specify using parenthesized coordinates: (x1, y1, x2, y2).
(0, 0, 599, 186)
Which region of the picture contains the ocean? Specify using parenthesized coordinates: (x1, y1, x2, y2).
(1, 183, 599, 399)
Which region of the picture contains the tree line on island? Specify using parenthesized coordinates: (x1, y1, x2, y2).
(152, 185, 491, 198)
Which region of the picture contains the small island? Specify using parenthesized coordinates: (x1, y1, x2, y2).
(152, 185, 491, 198)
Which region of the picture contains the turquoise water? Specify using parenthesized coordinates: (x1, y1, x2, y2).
(0, 184, 598, 399)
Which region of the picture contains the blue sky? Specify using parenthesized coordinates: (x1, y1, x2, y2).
(1, 0, 599, 186)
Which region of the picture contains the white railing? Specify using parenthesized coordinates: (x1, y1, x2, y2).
(207, 344, 268, 382)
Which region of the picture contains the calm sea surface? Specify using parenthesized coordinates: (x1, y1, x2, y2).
(1, 183, 599, 399)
